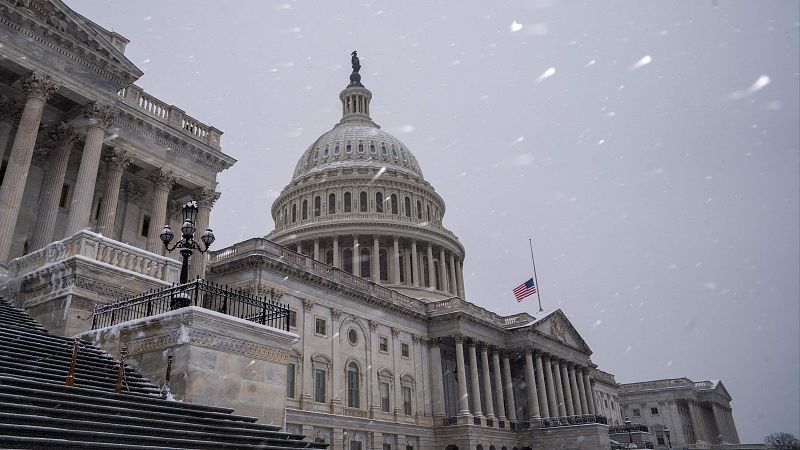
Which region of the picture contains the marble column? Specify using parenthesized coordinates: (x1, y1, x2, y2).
(534, 351, 550, 418)
(30, 124, 78, 250)
(524, 349, 541, 418)
(0, 71, 59, 263)
(190, 187, 220, 279)
(372, 235, 379, 282)
(438, 248, 449, 292)
(491, 350, 506, 422)
(96, 147, 131, 237)
(560, 362, 575, 415)
(576, 367, 589, 416)
(688, 400, 705, 443)
(480, 344, 495, 421)
(448, 253, 458, 295)
(65, 103, 115, 236)
(332, 236, 340, 268)
(145, 169, 176, 254)
(467, 339, 483, 418)
(426, 244, 435, 288)
(410, 239, 419, 286)
(582, 371, 596, 414)
(313, 239, 320, 261)
(568, 364, 583, 414)
(352, 235, 360, 277)
(456, 259, 465, 298)
(454, 335, 470, 416)
(296, 243, 301, 254)
(0, 97, 20, 163)
(392, 237, 401, 283)
(543, 354, 559, 417)
(502, 352, 517, 421)
(428, 339, 445, 418)
(552, 359, 567, 416)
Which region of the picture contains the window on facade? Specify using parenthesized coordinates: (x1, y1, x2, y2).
(370, 144, 376, 154)
(328, 193, 336, 214)
(379, 336, 389, 352)
(347, 362, 360, 408)
(406, 446, 413, 450)
(348, 328, 358, 345)
(426, 204, 431, 220)
(360, 248, 371, 279)
(314, 196, 321, 217)
(416, 200, 422, 219)
(379, 382, 390, 412)
(379, 249, 388, 281)
(325, 250, 334, 266)
(286, 363, 296, 398)
(346, 144, 352, 153)
(315, 317, 326, 336)
(402, 386, 412, 415)
(390, 194, 398, 214)
(302, 199, 308, 220)
(343, 249, 353, 273)
(314, 369, 326, 403)
(358, 144, 364, 153)
(383, 444, 391, 450)
(292, 203, 297, 222)
(288, 310, 297, 328)
(359, 191, 368, 212)
(399, 256, 406, 283)
(423, 257, 430, 287)
(632, 408, 641, 417)
(434, 261, 441, 290)
(323, 146, 329, 157)
(656, 432, 664, 445)
(350, 442, 362, 450)
(401, 343, 410, 358)
(651, 407, 659, 415)
(140, 214, 151, 237)
(375, 192, 383, 212)
(404, 197, 411, 217)
(344, 192, 352, 212)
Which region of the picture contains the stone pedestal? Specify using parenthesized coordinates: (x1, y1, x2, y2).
(531, 423, 611, 450)
(82, 306, 298, 427)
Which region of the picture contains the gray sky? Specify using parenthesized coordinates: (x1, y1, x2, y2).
(68, 0, 799, 442)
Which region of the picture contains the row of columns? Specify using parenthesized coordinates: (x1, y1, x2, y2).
(295, 235, 465, 298)
(429, 336, 598, 424)
(0, 70, 220, 277)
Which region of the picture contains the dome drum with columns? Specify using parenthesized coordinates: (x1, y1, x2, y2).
(268, 57, 465, 301)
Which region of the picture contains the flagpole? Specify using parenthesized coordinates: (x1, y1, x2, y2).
(529, 238, 543, 312)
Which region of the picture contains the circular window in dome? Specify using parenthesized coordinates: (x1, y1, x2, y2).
(370, 144, 377, 154)
(348, 328, 358, 345)
(334, 145, 340, 155)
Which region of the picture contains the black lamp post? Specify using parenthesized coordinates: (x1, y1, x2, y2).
(624, 416, 634, 446)
(159, 200, 214, 287)
(664, 425, 671, 449)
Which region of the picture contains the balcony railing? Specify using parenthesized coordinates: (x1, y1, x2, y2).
(8, 230, 181, 283)
(442, 417, 458, 426)
(537, 413, 609, 428)
(609, 422, 649, 434)
(91, 278, 290, 331)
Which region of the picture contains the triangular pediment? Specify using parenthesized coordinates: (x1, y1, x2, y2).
(532, 309, 592, 354)
(4, 0, 142, 86)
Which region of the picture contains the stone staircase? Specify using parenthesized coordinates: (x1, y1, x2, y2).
(0, 298, 326, 449)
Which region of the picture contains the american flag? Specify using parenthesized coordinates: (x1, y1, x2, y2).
(513, 278, 536, 302)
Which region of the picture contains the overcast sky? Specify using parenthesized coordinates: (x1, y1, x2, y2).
(67, 0, 799, 442)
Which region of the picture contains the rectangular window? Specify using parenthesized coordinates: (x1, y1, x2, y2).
(383, 444, 391, 450)
(350, 442, 362, 450)
(379, 381, 390, 412)
(58, 184, 70, 208)
(656, 432, 665, 445)
(315, 317, 326, 336)
(379, 336, 389, 352)
(288, 310, 297, 328)
(406, 446, 414, 450)
(140, 214, 151, 237)
(402, 386, 412, 415)
(401, 343, 410, 358)
(651, 407, 659, 415)
(632, 408, 641, 417)
(286, 363, 295, 398)
(314, 369, 326, 403)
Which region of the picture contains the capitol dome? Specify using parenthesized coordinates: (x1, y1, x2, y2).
(268, 53, 465, 301)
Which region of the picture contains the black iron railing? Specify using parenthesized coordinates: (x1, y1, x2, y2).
(498, 420, 505, 429)
(473, 417, 482, 425)
(537, 413, 609, 428)
(91, 279, 290, 331)
(486, 418, 494, 427)
(609, 422, 649, 434)
(442, 417, 458, 426)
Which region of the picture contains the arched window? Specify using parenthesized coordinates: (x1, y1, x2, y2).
(314, 196, 321, 217)
(416, 200, 423, 219)
(390, 194, 398, 215)
(375, 192, 383, 213)
(302, 199, 308, 220)
(343, 249, 353, 274)
(379, 249, 388, 281)
(291, 204, 297, 223)
(347, 362, 360, 408)
(426, 204, 431, 220)
(360, 248, 371, 279)
(358, 144, 364, 153)
(328, 193, 336, 214)
(344, 192, 352, 212)
(360, 192, 368, 212)
(346, 144, 352, 153)
(404, 197, 411, 217)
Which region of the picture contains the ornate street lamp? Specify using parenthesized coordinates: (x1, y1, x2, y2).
(159, 200, 215, 287)
(664, 425, 671, 449)
(624, 416, 634, 446)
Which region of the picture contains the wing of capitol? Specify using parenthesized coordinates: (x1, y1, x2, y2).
(0, 1, 764, 449)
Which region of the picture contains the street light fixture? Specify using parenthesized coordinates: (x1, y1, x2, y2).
(664, 425, 671, 449)
(159, 200, 214, 298)
(624, 416, 634, 447)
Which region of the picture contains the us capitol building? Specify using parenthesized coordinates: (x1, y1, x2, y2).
(0, 1, 756, 449)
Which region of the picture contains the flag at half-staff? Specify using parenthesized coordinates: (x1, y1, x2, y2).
(513, 278, 536, 302)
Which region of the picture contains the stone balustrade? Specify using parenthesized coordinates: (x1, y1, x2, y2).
(117, 85, 221, 150)
(8, 230, 181, 283)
